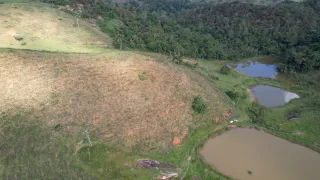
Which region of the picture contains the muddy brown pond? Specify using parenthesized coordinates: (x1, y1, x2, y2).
(200, 128, 320, 180)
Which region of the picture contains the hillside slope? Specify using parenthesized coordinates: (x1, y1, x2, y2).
(0, 2, 112, 52)
(0, 2, 231, 179)
(0, 49, 229, 146)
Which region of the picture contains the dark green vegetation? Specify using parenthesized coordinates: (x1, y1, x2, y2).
(220, 65, 231, 75)
(247, 103, 265, 125)
(225, 84, 247, 103)
(54, 0, 320, 72)
(192, 96, 207, 114)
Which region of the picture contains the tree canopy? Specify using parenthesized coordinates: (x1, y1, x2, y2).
(42, 0, 320, 72)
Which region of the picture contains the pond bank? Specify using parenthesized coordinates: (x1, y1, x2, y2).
(200, 128, 320, 180)
(249, 85, 300, 108)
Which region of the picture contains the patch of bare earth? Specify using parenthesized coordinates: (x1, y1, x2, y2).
(0, 50, 229, 148)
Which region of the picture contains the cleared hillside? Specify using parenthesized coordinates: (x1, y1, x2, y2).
(0, 3, 112, 52)
(0, 49, 229, 147)
(0, 48, 231, 178)
(0, 2, 231, 179)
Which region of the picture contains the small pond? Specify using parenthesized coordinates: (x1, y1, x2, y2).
(200, 128, 320, 180)
(230, 57, 278, 78)
(251, 85, 300, 108)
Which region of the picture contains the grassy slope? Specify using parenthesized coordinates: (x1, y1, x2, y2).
(0, 1, 319, 180)
(1, 50, 318, 179)
(0, 48, 231, 179)
(0, 3, 230, 179)
(0, 2, 112, 53)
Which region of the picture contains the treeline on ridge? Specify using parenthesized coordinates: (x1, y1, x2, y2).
(39, 0, 320, 72)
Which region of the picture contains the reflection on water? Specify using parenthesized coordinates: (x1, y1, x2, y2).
(234, 60, 278, 78)
(200, 128, 320, 180)
(251, 85, 299, 108)
(229, 57, 279, 78)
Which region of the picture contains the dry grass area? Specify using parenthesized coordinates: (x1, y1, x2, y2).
(0, 49, 229, 149)
(0, 3, 112, 52)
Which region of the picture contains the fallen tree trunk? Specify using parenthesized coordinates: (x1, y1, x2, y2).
(137, 159, 176, 169)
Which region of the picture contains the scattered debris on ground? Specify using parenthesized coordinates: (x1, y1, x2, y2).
(229, 119, 239, 123)
(157, 171, 179, 180)
(135, 159, 177, 169)
(13, 34, 23, 41)
(287, 115, 302, 121)
(294, 131, 304, 136)
(132, 160, 179, 179)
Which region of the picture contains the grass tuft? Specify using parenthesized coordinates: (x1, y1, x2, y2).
(139, 72, 147, 81)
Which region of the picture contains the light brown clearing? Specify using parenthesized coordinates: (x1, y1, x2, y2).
(0, 50, 229, 148)
(0, 3, 112, 52)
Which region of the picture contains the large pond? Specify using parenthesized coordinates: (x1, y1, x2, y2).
(251, 85, 300, 108)
(230, 57, 278, 78)
(200, 128, 320, 180)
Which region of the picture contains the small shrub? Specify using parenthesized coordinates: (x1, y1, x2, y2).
(184, 61, 199, 69)
(21, 42, 27, 46)
(192, 96, 207, 114)
(225, 84, 247, 103)
(208, 74, 219, 80)
(247, 103, 265, 124)
(220, 65, 231, 75)
(139, 72, 147, 81)
(172, 56, 183, 64)
(54, 124, 62, 131)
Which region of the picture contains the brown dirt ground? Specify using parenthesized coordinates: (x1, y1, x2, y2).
(0, 50, 229, 148)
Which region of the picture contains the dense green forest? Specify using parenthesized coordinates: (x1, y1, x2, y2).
(44, 0, 319, 72)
